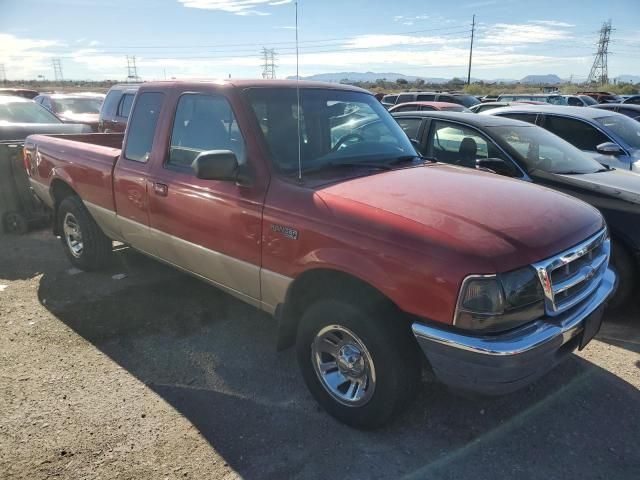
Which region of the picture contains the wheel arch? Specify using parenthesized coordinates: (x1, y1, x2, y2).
(275, 267, 408, 351)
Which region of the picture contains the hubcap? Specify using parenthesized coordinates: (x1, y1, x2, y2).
(311, 325, 376, 407)
(63, 213, 83, 258)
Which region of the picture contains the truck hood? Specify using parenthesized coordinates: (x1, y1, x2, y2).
(317, 164, 604, 272)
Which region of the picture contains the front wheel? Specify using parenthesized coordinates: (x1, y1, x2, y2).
(296, 299, 421, 429)
(57, 196, 112, 270)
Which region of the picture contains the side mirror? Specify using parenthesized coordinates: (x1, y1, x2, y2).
(476, 157, 516, 176)
(596, 142, 624, 155)
(192, 150, 239, 181)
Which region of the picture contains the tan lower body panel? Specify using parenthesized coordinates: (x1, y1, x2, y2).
(84, 201, 291, 315)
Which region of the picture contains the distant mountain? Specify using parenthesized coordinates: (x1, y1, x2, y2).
(520, 74, 563, 85)
(287, 72, 450, 84)
(616, 75, 640, 84)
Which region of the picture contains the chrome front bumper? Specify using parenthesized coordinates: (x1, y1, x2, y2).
(412, 268, 616, 395)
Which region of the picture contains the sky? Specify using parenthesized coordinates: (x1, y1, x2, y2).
(0, 0, 639, 82)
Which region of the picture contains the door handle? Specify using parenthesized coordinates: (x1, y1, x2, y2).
(153, 182, 169, 197)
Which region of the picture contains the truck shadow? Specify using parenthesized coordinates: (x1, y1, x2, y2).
(25, 242, 640, 479)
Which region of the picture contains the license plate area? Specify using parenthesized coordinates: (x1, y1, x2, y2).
(579, 305, 604, 350)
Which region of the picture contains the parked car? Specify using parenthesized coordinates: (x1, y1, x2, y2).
(469, 101, 546, 113)
(591, 103, 640, 121)
(98, 84, 140, 132)
(485, 105, 640, 173)
(0, 96, 91, 234)
(388, 101, 470, 113)
(480, 94, 499, 103)
(622, 95, 640, 105)
(0, 88, 39, 99)
(496, 93, 566, 104)
(393, 109, 637, 306)
(561, 94, 598, 106)
(387, 91, 481, 108)
(577, 91, 622, 104)
(380, 93, 398, 109)
(25, 80, 614, 428)
(34, 93, 104, 131)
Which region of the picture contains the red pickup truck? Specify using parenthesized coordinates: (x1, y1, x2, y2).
(25, 80, 616, 428)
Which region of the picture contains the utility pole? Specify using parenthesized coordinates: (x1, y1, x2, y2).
(126, 56, 139, 82)
(261, 47, 277, 79)
(0, 64, 6, 84)
(52, 58, 64, 82)
(467, 14, 475, 86)
(587, 20, 613, 85)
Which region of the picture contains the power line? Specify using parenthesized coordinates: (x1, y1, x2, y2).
(587, 20, 613, 85)
(467, 14, 476, 85)
(52, 58, 64, 82)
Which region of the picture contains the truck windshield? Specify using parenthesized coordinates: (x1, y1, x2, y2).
(0, 101, 61, 124)
(594, 115, 640, 149)
(244, 88, 418, 175)
(488, 125, 606, 174)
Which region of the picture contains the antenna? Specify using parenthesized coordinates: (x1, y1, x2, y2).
(295, 0, 302, 182)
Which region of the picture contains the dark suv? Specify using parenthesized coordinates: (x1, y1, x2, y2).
(98, 84, 140, 133)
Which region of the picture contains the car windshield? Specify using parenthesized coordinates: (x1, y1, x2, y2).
(455, 95, 480, 107)
(244, 88, 418, 175)
(0, 101, 61, 123)
(488, 125, 605, 174)
(580, 95, 598, 105)
(53, 97, 103, 114)
(594, 115, 640, 149)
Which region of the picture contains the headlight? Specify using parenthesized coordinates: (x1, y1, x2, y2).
(454, 267, 545, 333)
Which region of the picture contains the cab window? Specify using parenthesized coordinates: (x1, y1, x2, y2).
(124, 92, 165, 163)
(167, 93, 245, 169)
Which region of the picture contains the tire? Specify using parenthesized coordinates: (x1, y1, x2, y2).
(296, 298, 421, 429)
(57, 196, 112, 270)
(608, 240, 637, 309)
(2, 211, 28, 235)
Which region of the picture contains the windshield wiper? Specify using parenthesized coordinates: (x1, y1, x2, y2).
(302, 161, 392, 175)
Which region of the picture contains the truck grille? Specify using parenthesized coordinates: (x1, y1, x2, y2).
(532, 229, 610, 316)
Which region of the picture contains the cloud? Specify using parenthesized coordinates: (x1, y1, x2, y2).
(0, 33, 61, 79)
(530, 20, 575, 28)
(480, 22, 572, 45)
(345, 34, 466, 49)
(178, 0, 292, 15)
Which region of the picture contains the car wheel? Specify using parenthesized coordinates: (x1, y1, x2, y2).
(608, 240, 637, 309)
(57, 196, 112, 270)
(296, 298, 421, 429)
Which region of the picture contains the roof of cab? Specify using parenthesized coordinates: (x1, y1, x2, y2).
(137, 79, 371, 94)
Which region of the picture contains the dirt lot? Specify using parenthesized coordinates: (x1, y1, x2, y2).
(1, 230, 639, 480)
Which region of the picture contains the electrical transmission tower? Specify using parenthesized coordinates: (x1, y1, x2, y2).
(52, 58, 64, 82)
(261, 47, 277, 79)
(126, 56, 140, 82)
(0, 64, 6, 84)
(587, 20, 613, 85)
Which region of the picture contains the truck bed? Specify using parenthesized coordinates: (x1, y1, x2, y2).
(25, 133, 125, 212)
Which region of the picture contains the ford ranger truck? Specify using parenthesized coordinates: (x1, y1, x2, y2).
(24, 80, 616, 429)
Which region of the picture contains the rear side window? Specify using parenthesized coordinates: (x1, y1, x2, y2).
(101, 90, 120, 117)
(566, 97, 583, 106)
(416, 94, 435, 101)
(124, 92, 165, 162)
(168, 94, 245, 168)
(383, 95, 398, 104)
(118, 94, 135, 118)
(397, 94, 414, 104)
(544, 116, 609, 151)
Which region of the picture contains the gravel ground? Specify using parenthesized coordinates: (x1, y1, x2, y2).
(1, 230, 639, 480)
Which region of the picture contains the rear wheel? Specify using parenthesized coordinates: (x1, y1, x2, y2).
(296, 298, 421, 429)
(57, 196, 112, 270)
(609, 241, 638, 310)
